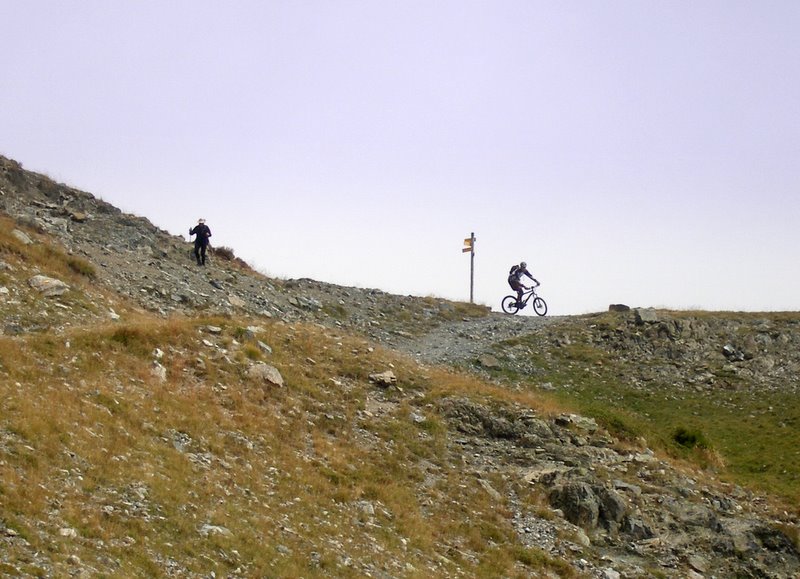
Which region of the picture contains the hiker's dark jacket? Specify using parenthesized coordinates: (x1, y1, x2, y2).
(190, 224, 212, 246)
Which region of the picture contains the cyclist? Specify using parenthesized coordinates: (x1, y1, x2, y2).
(508, 261, 539, 307)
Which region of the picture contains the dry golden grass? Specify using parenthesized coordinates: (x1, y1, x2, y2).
(6, 211, 790, 574)
(423, 365, 570, 420)
(0, 311, 580, 577)
(0, 216, 94, 281)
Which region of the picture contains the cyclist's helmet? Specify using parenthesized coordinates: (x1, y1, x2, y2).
(520, 261, 527, 268)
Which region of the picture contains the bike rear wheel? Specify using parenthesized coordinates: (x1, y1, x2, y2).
(533, 297, 547, 316)
(501, 295, 520, 315)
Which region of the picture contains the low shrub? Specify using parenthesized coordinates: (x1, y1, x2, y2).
(212, 246, 236, 261)
(67, 256, 97, 279)
(672, 426, 709, 449)
(210, 246, 252, 270)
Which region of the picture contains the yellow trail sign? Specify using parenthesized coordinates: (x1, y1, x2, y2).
(463, 232, 476, 303)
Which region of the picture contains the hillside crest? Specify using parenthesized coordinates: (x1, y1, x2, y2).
(1, 155, 799, 578)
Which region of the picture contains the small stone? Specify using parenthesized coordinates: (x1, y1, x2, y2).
(199, 524, 232, 537)
(477, 354, 501, 369)
(28, 275, 70, 297)
(410, 411, 426, 423)
(151, 361, 167, 382)
(478, 479, 502, 501)
(687, 555, 708, 573)
(228, 294, 246, 307)
(574, 528, 591, 547)
(12, 229, 33, 245)
(248, 363, 284, 387)
(369, 370, 397, 387)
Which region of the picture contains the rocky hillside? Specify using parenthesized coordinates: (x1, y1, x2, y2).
(0, 155, 493, 339)
(1, 155, 799, 578)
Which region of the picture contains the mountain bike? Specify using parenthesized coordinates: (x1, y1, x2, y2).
(501, 284, 547, 316)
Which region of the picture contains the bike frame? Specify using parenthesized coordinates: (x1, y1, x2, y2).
(516, 284, 540, 305)
(501, 283, 547, 316)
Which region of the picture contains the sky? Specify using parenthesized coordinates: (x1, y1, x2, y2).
(1, 1, 798, 315)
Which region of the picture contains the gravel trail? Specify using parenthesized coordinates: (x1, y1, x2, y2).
(396, 311, 558, 367)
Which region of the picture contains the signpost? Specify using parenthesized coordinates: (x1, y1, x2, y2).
(463, 232, 475, 303)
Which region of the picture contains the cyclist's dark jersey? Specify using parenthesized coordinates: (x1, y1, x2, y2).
(508, 267, 534, 283)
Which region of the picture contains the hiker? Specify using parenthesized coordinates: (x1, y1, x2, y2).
(508, 261, 538, 306)
(189, 218, 212, 265)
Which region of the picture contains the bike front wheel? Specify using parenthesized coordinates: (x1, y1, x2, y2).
(501, 295, 520, 315)
(533, 297, 547, 316)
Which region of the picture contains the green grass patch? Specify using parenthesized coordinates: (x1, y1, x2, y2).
(492, 315, 800, 504)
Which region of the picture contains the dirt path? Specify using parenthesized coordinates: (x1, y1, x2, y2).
(395, 311, 557, 367)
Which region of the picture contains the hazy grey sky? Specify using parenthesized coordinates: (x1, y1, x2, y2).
(2, 1, 798, 314)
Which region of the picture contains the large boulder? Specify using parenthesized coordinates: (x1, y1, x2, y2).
(550, 482, 600, 529)
(12, 229, 33, 245)
(477, 354, 501, 369)
(548, 480, 629, 533)
(247, 363, 284, 388)
(369, 370, 397, 387)
(28, 275, 70, 297)
(634, 308, 659, 324)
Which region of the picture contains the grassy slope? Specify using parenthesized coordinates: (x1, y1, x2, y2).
(2, 214, 799, 576)
(1, 219, 573, 576)
(1, 314, 577, 577)
(490, 312, 800, 505)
